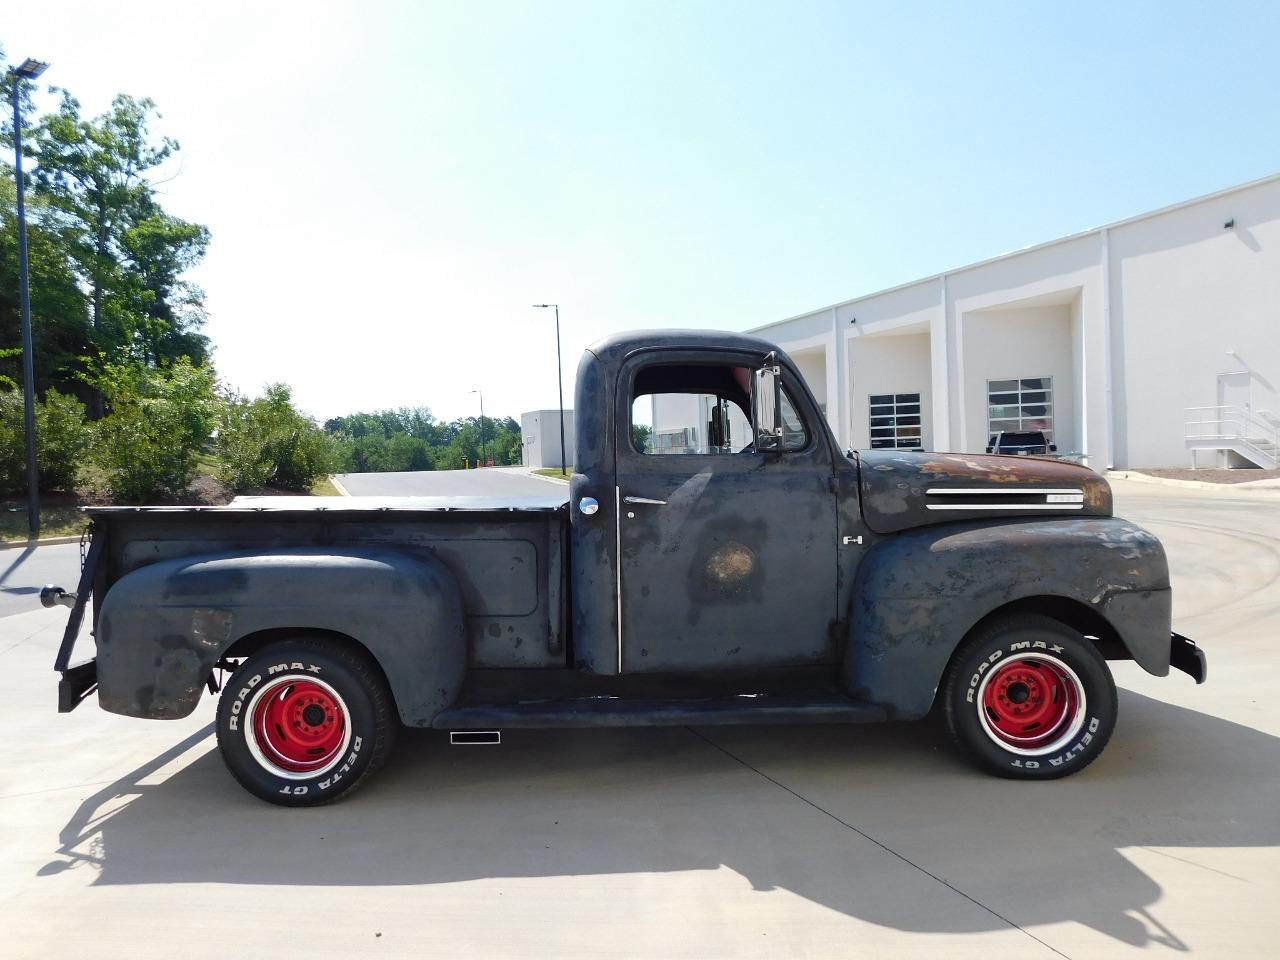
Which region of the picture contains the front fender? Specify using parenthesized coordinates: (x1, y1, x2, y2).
(844, 517, 1171, 719)
(96, 548, 465, 726)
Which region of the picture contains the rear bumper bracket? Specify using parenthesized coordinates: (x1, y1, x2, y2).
(58, 660, 98, 713)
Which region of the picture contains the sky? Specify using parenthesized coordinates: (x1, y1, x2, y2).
(5, 1, 1280, 423)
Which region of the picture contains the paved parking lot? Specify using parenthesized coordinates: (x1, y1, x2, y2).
(0, 479, 1276, 958)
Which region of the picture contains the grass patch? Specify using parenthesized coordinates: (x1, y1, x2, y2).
(533, 467, 572, 482)
(1, 495, 90, 544)
(194, 451, 221, 476)
(311, 476, 344, 496)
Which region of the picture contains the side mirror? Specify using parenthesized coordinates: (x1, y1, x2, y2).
(1049, 443, 1058, 453)
(707, 405, 726, 449)
(752, 359, 783, 451)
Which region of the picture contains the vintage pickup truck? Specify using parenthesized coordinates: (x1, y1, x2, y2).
(47, 331, 1206, 805)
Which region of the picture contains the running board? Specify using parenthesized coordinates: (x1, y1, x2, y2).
(433, 695, 886, 730)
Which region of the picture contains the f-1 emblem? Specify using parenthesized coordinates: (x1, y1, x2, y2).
(842, 535, 863, 546)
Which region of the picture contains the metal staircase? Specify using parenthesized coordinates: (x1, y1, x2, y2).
(1185, 405, 1279, 469)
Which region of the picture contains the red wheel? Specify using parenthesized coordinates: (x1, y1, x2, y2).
(247, 676, 351, 777)
(216, 638, 397, 805)
(941, 614, 1117, 779)
(976, 654, 1085, 754)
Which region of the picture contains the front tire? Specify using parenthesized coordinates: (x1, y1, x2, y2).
(215, 637, 397, 806)
(941, 614, 1117, 779)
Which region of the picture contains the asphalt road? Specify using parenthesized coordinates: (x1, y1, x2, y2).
(335, 466, 566, 497)
(0, 542, 82, 620)
(1, 478, 1276, 958)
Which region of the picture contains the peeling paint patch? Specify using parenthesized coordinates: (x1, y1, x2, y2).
(191, 609, 232, 648)
(706, 542, 755, 587)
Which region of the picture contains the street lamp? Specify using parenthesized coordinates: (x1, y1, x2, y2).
(9, 57, 49, 536)
(468, 389, 487, 466)
(532, 304, 567, 476)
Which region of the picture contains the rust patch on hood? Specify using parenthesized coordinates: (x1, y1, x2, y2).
(857, 450, 1112, 534)
(918, 453, 1090, 482)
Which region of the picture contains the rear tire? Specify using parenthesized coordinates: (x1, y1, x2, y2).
(941, 614, 1116, 779)
(215, 637, 397, 806)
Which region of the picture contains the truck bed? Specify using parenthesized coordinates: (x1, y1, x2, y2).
(84, 495, 570, 670)
(86, 493, 570, 514)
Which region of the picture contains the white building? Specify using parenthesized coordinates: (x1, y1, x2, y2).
(521, 409, 575, 469)
(748, 173, 1280, 470)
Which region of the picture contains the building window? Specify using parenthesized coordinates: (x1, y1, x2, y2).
(869, 393, 922, 449)
(987, 377, 1054, 439)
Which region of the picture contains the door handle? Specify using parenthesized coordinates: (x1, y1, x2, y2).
(622, 496, 667, 506)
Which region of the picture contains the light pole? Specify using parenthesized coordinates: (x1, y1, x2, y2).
(532, 304, 567, 476)
(468, 389, 487, 466)
(9, 58, 49, 536)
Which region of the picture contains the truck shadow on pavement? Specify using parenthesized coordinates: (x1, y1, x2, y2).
(40, 689, 1277, 950)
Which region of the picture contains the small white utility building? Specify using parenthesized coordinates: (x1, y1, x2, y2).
(520, 409, 575, 469)
(749, 173, 1280, 470)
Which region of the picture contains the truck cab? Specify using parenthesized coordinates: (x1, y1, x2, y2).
(571, 331, 851, 676)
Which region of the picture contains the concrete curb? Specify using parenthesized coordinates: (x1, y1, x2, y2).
(329, 475, 352, 496)
(1107, 470, 1280, 494)
(524, 470, 571, 486)
(0, 534, 83, 551)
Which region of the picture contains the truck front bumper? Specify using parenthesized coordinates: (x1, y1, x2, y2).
(1170, 633, 1207, 684)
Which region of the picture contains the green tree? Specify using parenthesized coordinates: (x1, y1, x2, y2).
(0, 181, 93, 397)
(0, 49, 95, 400)
(30, 88, 209, 408)
(90, 358, 218, 500)
(324, 407, 529, 471)
(386, 431, 434, 471)
(217, 383, 336, 492)
(631, 423, 652, 454)
(434, 443, 467, 471)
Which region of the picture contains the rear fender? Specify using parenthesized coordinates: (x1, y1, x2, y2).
(96, 548, 465, 726)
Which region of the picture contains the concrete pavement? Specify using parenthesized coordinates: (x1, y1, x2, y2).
(0, 478, 1276, 958)
(334, 465, 565, 497)
(0, 542, 83, 620)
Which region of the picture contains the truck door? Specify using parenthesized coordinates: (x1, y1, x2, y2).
(614, 352, 838, 673)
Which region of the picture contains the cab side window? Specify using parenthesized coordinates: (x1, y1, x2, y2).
(631, 362, 809, 455)
(633, 394, 751, 455)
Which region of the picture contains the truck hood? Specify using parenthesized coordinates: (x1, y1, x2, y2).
(855, 450, 1112, 534)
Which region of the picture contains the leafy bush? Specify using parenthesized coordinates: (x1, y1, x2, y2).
(0, 394, 21, 494)
(91, 359, 219, 500)
(0, 388, 91, 494)
(216, 383, 335, 492)
(36, 390, 92, 491)
(434, 444, 467, 471)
